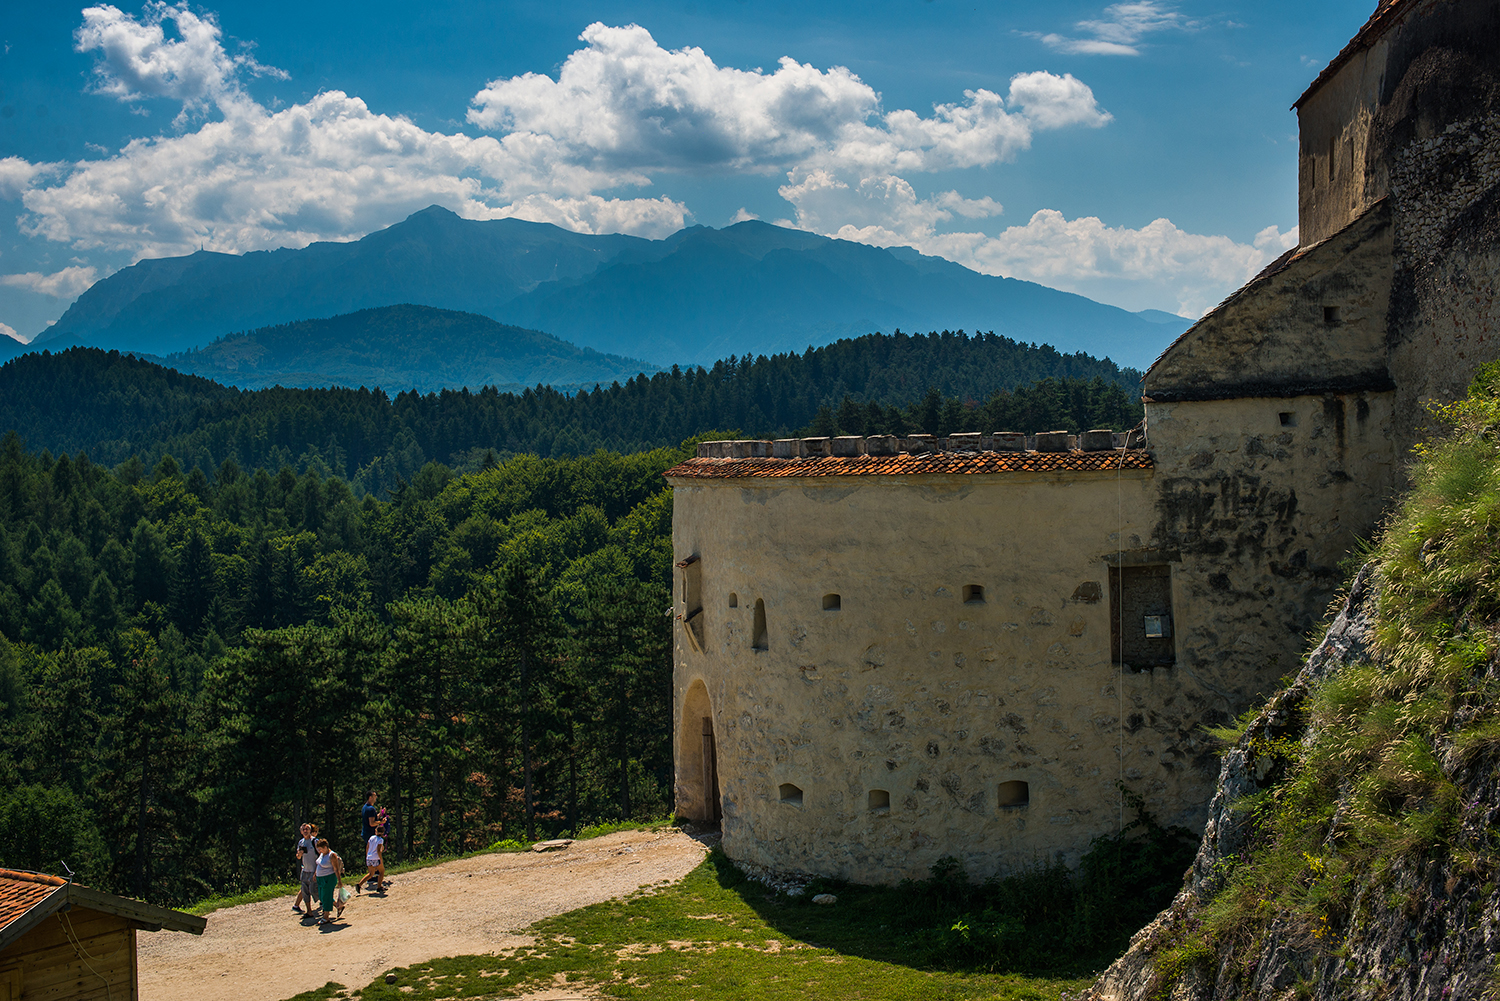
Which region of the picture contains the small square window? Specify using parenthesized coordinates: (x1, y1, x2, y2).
(1323, 305, 1341, 325)
(962, 584, 985, 604)
(823, 593, 842, 611)
(779, 783, 803, 806)
(997, 780, 1029, 808)
(868, 789, 891, 813)
(1279, 412, 1297, 427)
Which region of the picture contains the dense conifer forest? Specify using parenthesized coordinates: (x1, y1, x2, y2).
(0, 330, 1142, 495)
(0, 436, 684, 904)
(0, 327, 1147, 906)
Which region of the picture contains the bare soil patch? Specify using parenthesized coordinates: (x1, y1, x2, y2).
(137, 829, 708, 1001)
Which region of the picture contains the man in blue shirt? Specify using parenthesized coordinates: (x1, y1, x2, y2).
(361, 790, 379, 845)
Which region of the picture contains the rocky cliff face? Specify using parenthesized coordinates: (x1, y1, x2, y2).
(1086, 559, 1500, 1000)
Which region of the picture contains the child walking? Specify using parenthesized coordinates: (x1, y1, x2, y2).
(356, 825, 385, 894)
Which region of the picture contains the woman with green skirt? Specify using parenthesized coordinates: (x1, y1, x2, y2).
(313, 839, 346, 925)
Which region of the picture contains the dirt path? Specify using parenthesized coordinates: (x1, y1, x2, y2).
(137, 830, 710, 1001)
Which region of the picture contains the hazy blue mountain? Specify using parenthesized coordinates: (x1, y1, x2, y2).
(37, 205, 1192, 371)
(37, 207, 651, 356)
(154, 304, 656, 392)
(1134, 308, 1192, 325)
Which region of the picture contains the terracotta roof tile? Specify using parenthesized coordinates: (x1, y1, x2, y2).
(664, 449, 1152, 479)
(0, 870, 65, 933)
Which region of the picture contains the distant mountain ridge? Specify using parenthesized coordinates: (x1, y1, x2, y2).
(155, 304, 655, 392)
(34, 206, 1190, 372)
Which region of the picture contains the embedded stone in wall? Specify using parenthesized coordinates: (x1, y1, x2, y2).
(1035, 431, 1071, 452)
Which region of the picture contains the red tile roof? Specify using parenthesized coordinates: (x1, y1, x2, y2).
(664, 449, 1152, 479)
(1294, 0, 1411, 108)
(0, 870, 66, 932)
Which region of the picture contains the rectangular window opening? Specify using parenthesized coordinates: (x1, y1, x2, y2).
(1279, 412, 1297, 427)
(779, 783, 803, 807)
(997, 780, 1029, 808)
(1323, 305, 1341, 325)
(823, 593, 842, 611)
(868, 789, 891, 813)
(1109, 564, 1176, 670)
(962, 584, 985, 604)
(752, 598, 768, 651)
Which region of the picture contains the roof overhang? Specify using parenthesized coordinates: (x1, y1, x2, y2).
(0, 880, 206, 952)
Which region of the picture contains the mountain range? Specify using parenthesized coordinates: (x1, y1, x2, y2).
(24, 207, 1189, 381)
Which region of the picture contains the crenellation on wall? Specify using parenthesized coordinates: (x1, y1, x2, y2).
(695, 429, 1131, 459)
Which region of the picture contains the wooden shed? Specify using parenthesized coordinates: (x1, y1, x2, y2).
(0, 869, 206, 1001)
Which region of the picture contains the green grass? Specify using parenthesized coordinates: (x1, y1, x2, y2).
(1139, 361, 1500, 994)
(186, 819, 677, 915)
(292, 852, 1099, 1001)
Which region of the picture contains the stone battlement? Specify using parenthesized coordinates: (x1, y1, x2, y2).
(695, 428, 1144, 459)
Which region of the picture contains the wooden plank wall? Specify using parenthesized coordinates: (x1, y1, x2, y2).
(1, 908, 136, 1001)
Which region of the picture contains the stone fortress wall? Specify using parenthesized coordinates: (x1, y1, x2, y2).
(670, 432, 1168, 883)
(668, 0, 1500, 885)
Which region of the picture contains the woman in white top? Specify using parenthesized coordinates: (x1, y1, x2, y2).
(313, 839, 346, 925)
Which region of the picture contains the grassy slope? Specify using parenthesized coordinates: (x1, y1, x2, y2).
(1146, 362, 1500, 995)
(286, 852, 1095, 1001)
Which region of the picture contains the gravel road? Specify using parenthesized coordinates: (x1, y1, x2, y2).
(137, 829, 710, 1001)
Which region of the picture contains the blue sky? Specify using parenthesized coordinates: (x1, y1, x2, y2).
(0, 0, 1373, 342)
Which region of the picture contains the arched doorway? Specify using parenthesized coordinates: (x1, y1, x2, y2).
(677, 680, 721, 823)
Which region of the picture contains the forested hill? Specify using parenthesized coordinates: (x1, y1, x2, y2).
(0, 331, 1143, 491)
(159, 304, 655, 392)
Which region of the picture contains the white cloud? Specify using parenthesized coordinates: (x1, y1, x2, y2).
(488, 193, 690, 240)
(469, 23, 1108, 176)
(1035, 1, 1191, 57)
(16, 88, 670, 258)
(0, 322, 21, 344)
(76, 3, 285, 122)
(0, 158, 50, 201)
(1, 266, 100, 298)
(729, 208, 760, 224)
(919, 211, 1297, 317)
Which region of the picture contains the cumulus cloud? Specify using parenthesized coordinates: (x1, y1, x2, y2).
(17, 88, 666, 258)
(469, 23, 1108, 176)
(1035, 1, 1191, 57)
(913, 211, 1298, 317)
(76, 3, 286, 122)
(0, 158, 50, 201)
(0, 266, 100, 298)
(0, 322, 21, 344)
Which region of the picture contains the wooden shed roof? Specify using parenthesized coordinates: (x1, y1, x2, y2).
(0, 869, 206, 952)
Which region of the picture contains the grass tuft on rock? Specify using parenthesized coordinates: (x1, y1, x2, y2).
(1149, 361, 1500, 991)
